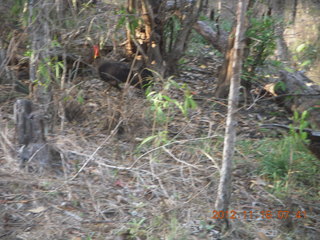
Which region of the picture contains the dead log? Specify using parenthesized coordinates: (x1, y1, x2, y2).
(193, 21, 228, 53)
(262, 71, 320, 159)
(264, 70, 320, 129)
(14, 99, 62, 175)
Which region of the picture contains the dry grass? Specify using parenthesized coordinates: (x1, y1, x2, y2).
(0, 1, 319, 239)
(0, 79, 223, 239)
(1, 75, 319, 240)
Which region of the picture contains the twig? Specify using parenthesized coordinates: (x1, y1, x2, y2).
(130, 134, 220, 168)
(69, 119, 123, 180)
(163, 146, 202, 170)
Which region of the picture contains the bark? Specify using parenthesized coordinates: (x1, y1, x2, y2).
(125, 0, 164, 73)
(13, 0, 62, 175)
(202, 0, 215, 19)
(291, 0, 298, 23)
(215, 0, 248, 226)
(272, 0, 290, 62)
(28, 0, 55, 131)
(0, 46, 17, 85)
(14, 99, 62, 175)
(145, 0, 166, 75)
(214, 0, 264, 98)
(125, 0, 136, 57)
(141, 0, 152, 41)
(124, 0, 204, 77)
(165, 0, 204, 75)
(214, 27, 236, 98)
(193, 21, 228, 53)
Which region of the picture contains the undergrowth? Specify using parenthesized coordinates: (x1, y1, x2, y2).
(238, 137, 320, 199)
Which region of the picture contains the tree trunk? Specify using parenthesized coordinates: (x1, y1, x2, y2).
(125, 0, 136, 57)
(214, 27, 236, 98)
(125, 0, 204, 77)
(215, 0, 248, 227)
(193, 21, 228, 53)
(165, 0, 204, 75)
(272, 0, 290, 62)
(14, 99, 62, 174)
(28, 0, 55, 131)
(13, 0, 62, 175)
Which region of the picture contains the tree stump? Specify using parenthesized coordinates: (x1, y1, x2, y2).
(14, 99, 62, 175)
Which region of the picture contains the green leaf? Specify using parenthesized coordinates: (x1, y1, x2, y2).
(301, 110, 309, 121)
(138, 135, 157, 148)
(300, 60, 312, 67)
(300, 121, 309, 130)
(186, 97, 197, 109)
(77, 96, 84, 104)
(169, 80, 180, 88)
(300, 132, 308, 141)
(162, 95, 173, 102)
(296, 43, 307, 53)
(275, 81, 286, 92)
(284, 67, 295, 73)
(116, 15, 126, 29)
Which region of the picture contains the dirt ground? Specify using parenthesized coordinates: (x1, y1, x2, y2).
(1, 52, 319, 240)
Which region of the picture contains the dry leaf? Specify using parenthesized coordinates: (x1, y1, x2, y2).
(199, 64, 207, 69)
(28, 206, 47, 213)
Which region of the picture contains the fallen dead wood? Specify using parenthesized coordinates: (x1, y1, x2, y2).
(193, 21, 228, 53)
(264, 70, 320, 129)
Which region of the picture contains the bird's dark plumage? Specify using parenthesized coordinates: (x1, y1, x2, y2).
(98, 61, 152, 90)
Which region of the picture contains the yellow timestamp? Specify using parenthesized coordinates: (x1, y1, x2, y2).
(211, 210, 307, 220)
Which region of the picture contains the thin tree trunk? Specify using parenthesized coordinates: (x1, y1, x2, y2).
(165, 0, 203, 75)
(215, 0, 248, 226)
(214, 26, 236, 98)
(272, 0, 290, 62)
(29, 0, 53, 114)
(125, 0, 136, 57)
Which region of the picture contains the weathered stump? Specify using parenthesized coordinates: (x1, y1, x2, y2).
(14, 99, 62, 175)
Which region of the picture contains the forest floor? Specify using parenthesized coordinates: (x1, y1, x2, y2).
(0, 1, 319, 238)
(0, 48, 319, 240)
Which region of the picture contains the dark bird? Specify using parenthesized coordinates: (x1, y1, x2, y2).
(260, 123, 320, 159)
(93, 45, 152, 90)
(98, 61, 152, 90)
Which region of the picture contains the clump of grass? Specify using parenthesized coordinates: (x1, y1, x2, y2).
(238, 136, 319, 198)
